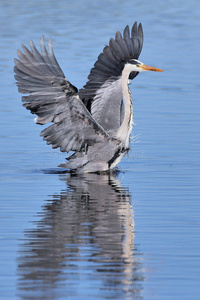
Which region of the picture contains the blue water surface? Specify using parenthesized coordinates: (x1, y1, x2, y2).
(0, 0, 200, 299)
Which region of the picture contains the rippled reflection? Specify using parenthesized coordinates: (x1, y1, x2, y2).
(17, 173, 144, 299)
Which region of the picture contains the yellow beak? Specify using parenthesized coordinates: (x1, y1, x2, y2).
(140, 64, 163, 72)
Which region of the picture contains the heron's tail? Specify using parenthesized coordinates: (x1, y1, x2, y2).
(58, 152, 89, 171)
(58, 149, 110, 173)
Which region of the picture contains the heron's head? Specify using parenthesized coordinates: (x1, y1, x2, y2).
(127, 59, 163, 73)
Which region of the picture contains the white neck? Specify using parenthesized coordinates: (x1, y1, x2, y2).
(117, 64, 134, 147)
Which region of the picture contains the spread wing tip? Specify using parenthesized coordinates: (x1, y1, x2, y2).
(79, 21, 143, 104)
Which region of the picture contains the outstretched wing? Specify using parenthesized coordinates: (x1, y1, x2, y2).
(79, 22, 143, 133)
(14, 37, 110, 153)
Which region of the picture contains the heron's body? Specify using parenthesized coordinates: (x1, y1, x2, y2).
(14, 22, 162, 173)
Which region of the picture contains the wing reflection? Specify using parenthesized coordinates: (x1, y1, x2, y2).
(17, 173, 144, 299)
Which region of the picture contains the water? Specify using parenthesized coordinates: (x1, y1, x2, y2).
(0, 0, 200, 299)
(17, 174, 143, 300)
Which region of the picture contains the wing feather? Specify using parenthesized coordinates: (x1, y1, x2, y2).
(14, 37, 111, 153)
(90, 77, 123, 134)
(48, 37, 65, 77)
(115, 31, 130, 60)
(79, 22, 143, 107)
(124, 25, 133, 56)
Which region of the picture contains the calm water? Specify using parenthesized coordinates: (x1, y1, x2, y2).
(0, 0, 200, 299)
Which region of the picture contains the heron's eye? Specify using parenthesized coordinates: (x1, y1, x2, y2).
(136, 64, 140, 67)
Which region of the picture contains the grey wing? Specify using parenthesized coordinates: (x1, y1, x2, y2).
(14, 37, 110, 153)
(40, 95, 110, 152)
(90, 77, 124, 135)
(79, 22, 143, 119)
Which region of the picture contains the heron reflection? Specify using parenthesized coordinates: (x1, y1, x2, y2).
(17, 173, 144, 299)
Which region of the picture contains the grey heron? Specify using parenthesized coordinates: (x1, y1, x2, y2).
(14, 22, 163, 173)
